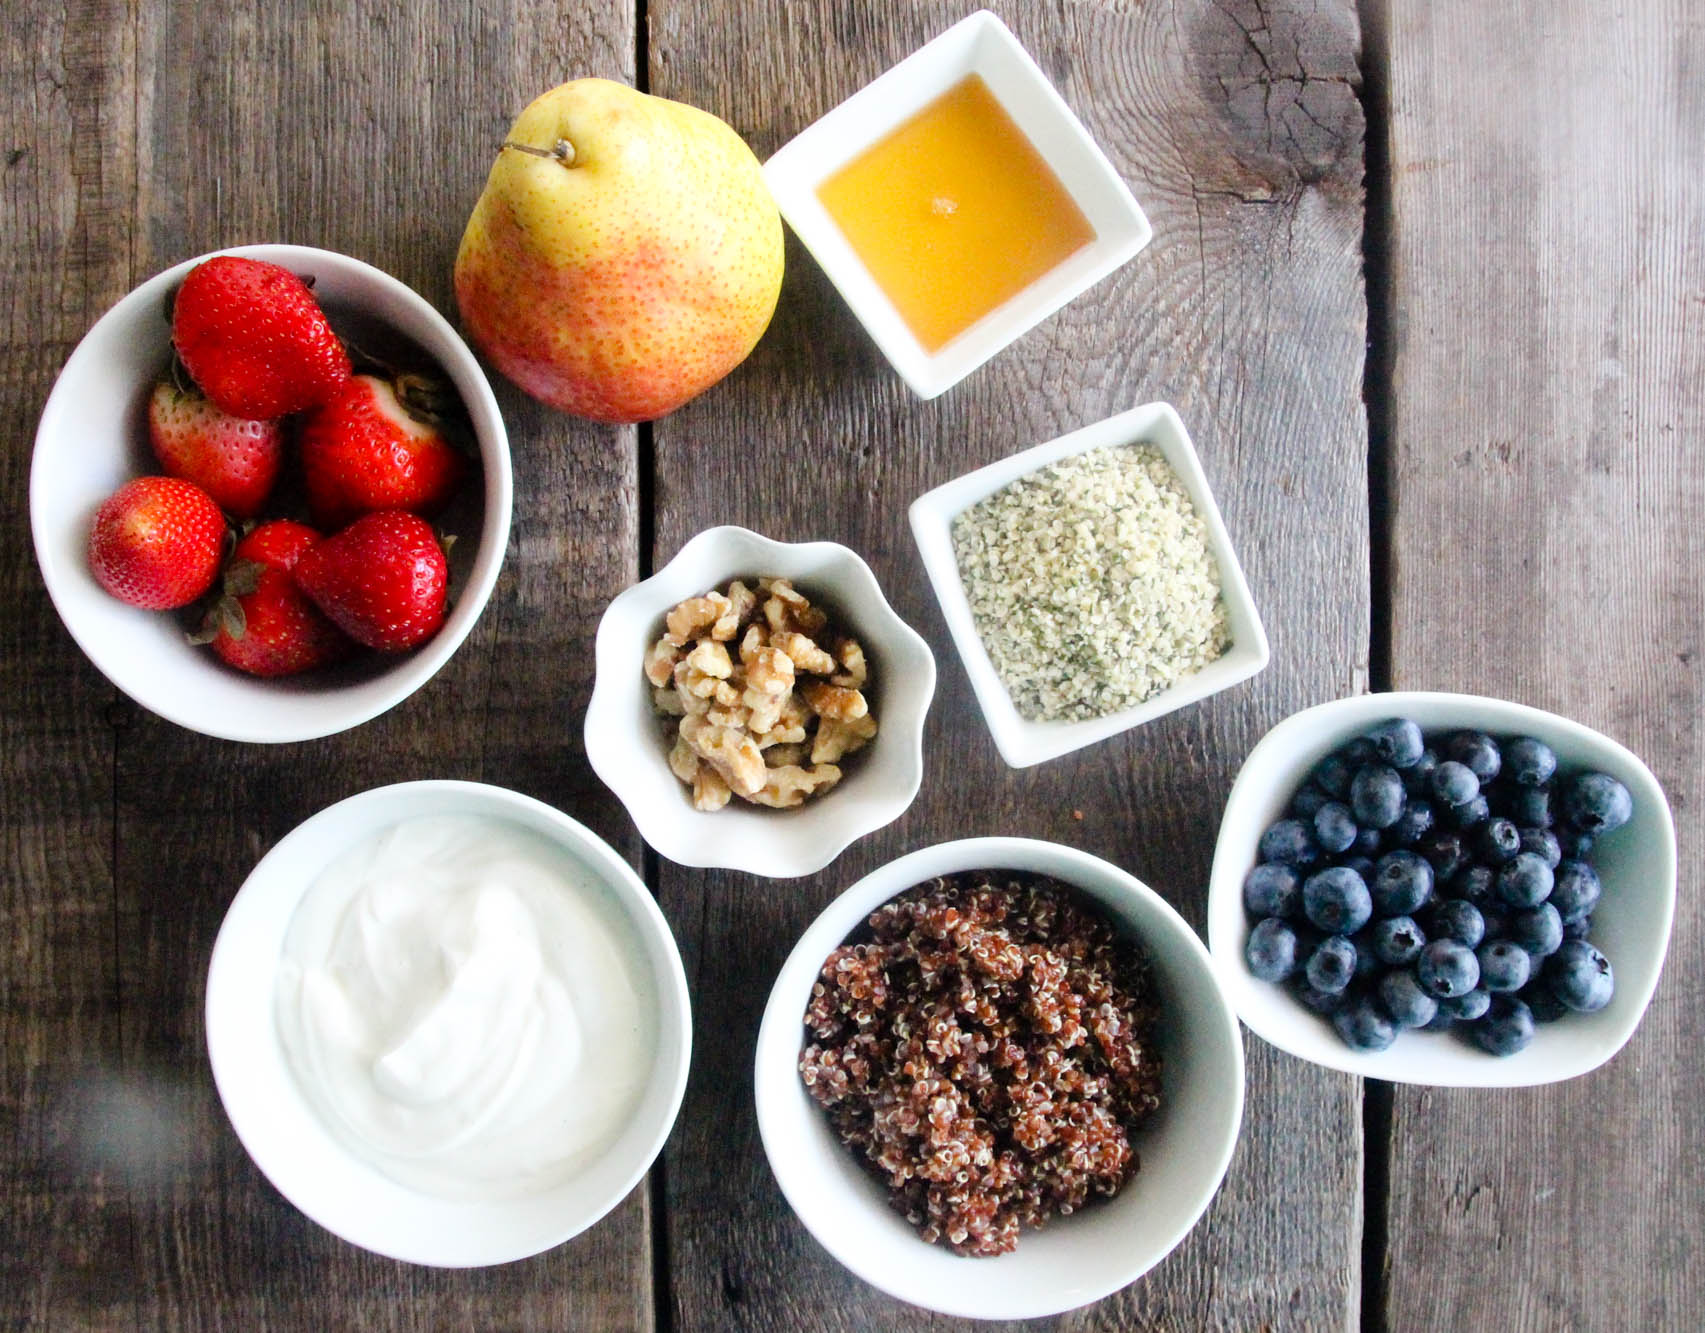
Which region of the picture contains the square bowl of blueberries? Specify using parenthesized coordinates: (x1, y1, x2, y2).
(1206, 692, 1676, 1087)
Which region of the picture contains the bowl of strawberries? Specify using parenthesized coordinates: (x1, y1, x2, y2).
(31, 245, 512, 742)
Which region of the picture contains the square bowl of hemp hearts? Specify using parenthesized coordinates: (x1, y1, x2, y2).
(908, 402, 1268, 768)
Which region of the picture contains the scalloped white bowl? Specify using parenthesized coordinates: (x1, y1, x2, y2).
(585, 526, 936, 878)
(755, 837, 1244, 1319)
(1208, 692, 1676, 1087)
(206, 780, 691, 1266)
(31, 244, 512, 743)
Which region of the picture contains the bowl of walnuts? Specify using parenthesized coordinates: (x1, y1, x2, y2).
(585, 525, 936, 878)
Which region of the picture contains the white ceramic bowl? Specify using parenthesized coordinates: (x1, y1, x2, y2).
(763, 9, 1151, 400)
(755, 837, 1244, 1320)
(206, 780, 691, 1266)
(30, 244, 513, 743)
(1208, 692, 1676, 1087)
(909, 401, 1268, 768)
(586, 526, 936, 878)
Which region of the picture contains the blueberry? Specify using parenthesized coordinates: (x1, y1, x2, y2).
(1351, 826, 1383, 857)
(1448, 864, 1496, 910)
(1351, 932, 1382, 981)
(1556, 827, 1596, 860)
(1431, 761, 1480, 808)
(1402, 748, 1440, 798)
(1421, 1008, 1457, 1032)
(1471, 995, 1535, 1056)
(1259, 818, 1320, 867)
(1504, 785, 1553, 828)
(1479, 905, 1510, 942)
(1332, 996, 1399, 1051)
(1503, 737, 1558, 788)
(1417, 940, 1480, 998)
(1303, 866, 1374, 934)
(1516, 826, 1562, 868)
(1312, 802, 1359, 855)
(1437, 987, 1492, 1021)
(1291, 784, 1332, 820)
(1386, 800, 1436, 848)
(1428, 898, 1485, 949)
(1476, 939, 1532, 992)
(1554, 862, 1602, 927)
(1562, 772, 1633, 836)
(1521, 981, 1570, 1023)
(1496, 852, 1555, 908)
(1364, 718, 1425, 769)
(1243, 862, 1302, 919)
(1415, 829, 1469, 880)
(1371, 914, 1426, 966)
(1371, 850, 1435, 916)
(1447, 794, 1490, 830)
(1246, 918, 1300, 981)
(1473, 817, 1522, 865)
(1313, 753, 1355, 800)
(1351, 764, 1407, 830)
(1293, 978, 1348, 1015)
(1339, 855, 1377, 883)
(1561, 913, 1594, 942)
(1304, 935, 1357, 993)
(1445, 730, 1503, 783)
(1548, 939, 1615, 1012)
(1508, 902, 1564, 958)
(1380, 969, 1439, 1029)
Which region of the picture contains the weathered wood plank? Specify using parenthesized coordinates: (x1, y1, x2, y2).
(4, 1, 648, 1328)
(649, 1, 1369, 1327)
(0, 3, 136, 1328)
(1375, 0, 1705, 1327)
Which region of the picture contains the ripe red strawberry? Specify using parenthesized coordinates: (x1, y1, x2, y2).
(300, 372, 467, 529)
(293, 510, 449, 653)
(87, 476, 227, 609)
(197, 521, 356, 677)
(171, 256, 351, 418)
(148, 378, 283, 518)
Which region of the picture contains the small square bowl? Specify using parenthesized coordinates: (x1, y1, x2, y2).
(1207, 692, 1677, 1087)
(908, 402, 1268, 769)
(584, 526, 936, 879)
(762, 9, 1151, 400)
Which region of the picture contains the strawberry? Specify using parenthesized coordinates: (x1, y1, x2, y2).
(87, 476, 227, 609)
(293, 510, 449, 653)
(171, 256, 351, 418)
(300, 372, 466, 529)
(148, 378, 283, 518)
(197, 521, 355, 677)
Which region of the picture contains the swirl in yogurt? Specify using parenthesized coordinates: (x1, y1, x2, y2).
(274, 813, 654, 1200)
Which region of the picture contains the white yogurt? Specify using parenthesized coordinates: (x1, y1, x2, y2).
(274, 813, 655, 1201)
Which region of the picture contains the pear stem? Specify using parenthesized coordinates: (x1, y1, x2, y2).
(501, 138, 576, 166)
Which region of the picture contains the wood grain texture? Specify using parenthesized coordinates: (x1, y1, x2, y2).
(648, 1, 1370, 1327)
(6, 1, 650, 1328)
(0, 2, 136, 1327)
(1374, 0, 1705, 1327)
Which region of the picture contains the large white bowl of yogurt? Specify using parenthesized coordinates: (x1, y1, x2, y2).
(206, 780, 691, 1266)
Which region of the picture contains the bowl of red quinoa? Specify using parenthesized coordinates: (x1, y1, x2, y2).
(908, 401, 1268, 768)
(755, 837, 1244, 1319)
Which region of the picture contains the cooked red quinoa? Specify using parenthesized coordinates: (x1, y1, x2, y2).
(799, 871, 1163, 1256)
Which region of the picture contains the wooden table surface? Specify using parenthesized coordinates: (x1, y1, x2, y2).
(4, 1, 1700, 1328)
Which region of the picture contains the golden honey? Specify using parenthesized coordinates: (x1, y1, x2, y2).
(816, 73, 1095, 353)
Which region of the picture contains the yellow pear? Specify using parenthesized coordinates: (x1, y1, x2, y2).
(454, 79, 784, 424)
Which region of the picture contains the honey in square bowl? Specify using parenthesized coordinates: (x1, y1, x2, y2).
(764, 9, 1151, 399)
